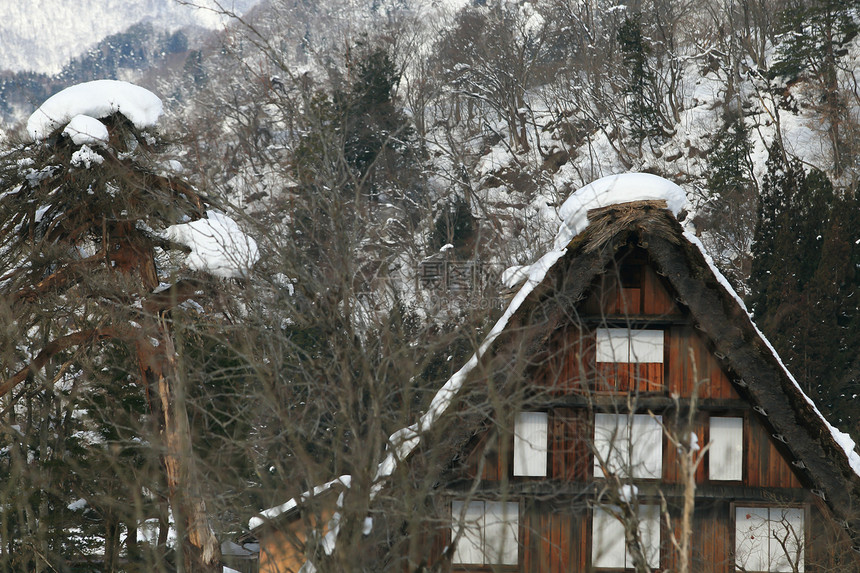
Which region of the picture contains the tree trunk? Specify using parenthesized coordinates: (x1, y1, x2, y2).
(136, 327, 221, 573)
(111, 224, 221, 572)
(104, 512, 119, 573)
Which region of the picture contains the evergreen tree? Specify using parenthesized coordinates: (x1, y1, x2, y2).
(771, 0, 859, 174)
(699, 108, 756, 291)
(747, 141, 860, 441)
(806, 185, 860, 433)
(343, 42, 421, 202)
(617, 13, 663, 143)
(293, 42, 422, 205)
(0, 82, 230, 571)
(748, 141, 806, 320)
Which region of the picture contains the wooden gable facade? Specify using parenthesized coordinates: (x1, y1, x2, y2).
(416, 203, 860, 573)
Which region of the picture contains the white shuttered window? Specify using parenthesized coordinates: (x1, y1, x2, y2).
(735, 507, 804, 572)
(592, 504, 661, 569)
(452, 501, 519, 565)
(592, 506, 626, 568)
(594, 413, 663, 479)
(631, 414, 663, 479)
(596, 328, 664, 363)
(451, 501, 483, 564)
(513, 412, 548, 477)
(709, 417, 743, 481)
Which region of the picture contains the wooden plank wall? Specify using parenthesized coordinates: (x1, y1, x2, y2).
(447, 253, 815, 572)
(663, 415, 707, 484)
(550, 408, 590, 481)
(745, 414, 802, 488)
(580, 257, 681, 318)
(666, 325, 739, 400)
(522, 502, 587, 573)
(466, 409, 803, 488)
(532, 327, 592, 395)
(463, 431, 506, 482)
(690, 501, 732, 573)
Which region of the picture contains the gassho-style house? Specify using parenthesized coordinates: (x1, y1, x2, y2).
(243, 174, 860, 573)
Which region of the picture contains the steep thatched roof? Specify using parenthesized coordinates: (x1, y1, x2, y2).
(509, 202, 860, 543)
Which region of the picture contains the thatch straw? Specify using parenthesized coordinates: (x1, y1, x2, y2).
(582, 200, 679, 253)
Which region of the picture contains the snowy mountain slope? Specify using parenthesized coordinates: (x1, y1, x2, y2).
(0, 0, 260, 75)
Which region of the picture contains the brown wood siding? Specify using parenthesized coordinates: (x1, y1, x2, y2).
(593, 361, 665, 394)
(690, 501, 732, 573)
(536, 328, 668, 396)
(537, 328, 665, 395)
(536, 328, 593, 395)
(550, 408, 590, 481)
(523, 501, 587, 572)
(463, 430, 506, 482)
(663, 415, 707, 484)
(667, 325, 740, 400)
(581, 259, 681, 318)
(641, 263, 679, 316)
(745, 414, 803, 488)
(659, 501, 732, 573)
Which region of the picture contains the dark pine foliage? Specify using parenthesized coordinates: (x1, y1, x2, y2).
(617, 13, 663, 143)
(748, 141, 860, 439)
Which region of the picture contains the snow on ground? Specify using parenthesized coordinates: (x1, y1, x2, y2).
(27, 80, 163, 141)
(161, 211, 260, 279)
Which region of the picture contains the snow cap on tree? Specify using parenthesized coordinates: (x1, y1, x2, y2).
(26, 79, 163, 141)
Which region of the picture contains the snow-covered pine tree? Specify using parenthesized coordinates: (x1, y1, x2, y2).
(0, 80, 260, 571)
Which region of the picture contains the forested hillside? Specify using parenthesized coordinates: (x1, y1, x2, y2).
(1, 0, 860, 570)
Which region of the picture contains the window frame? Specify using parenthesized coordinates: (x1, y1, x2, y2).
(451, 499, 520, 567)
(708, 414, 745, 482)
(593, 412, 663, 480)
(595, 328, 664, 364)
(591, 503, 662, 570)
(733, 503, 806, 573)
(513, 411, 548, 477)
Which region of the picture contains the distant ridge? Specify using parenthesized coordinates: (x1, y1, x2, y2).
(0, 0, 260, 75)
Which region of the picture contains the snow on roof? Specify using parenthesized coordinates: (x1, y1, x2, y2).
(161, 211, 260, 279)
(27, 80, 163, 141)
(553, 172, 686, 250)
(504, 173, 686, 288)
(249, 475, 351, 530)
(62, 114, 109, 146)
